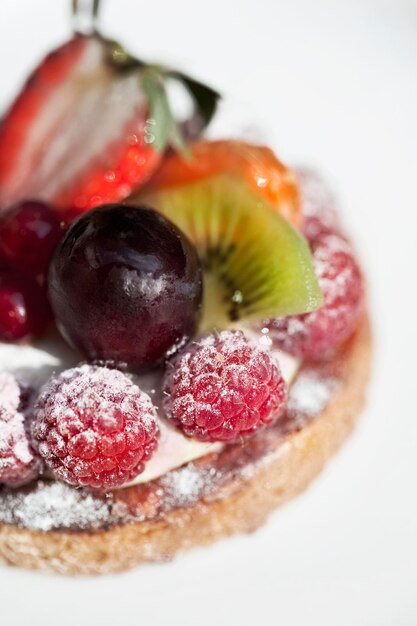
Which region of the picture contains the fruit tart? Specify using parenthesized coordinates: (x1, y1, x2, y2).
(0, 1, 371, 574)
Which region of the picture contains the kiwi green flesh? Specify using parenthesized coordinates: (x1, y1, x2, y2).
(139, 175, 323, 329)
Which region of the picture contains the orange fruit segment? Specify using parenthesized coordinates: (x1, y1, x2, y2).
(147, 140, 301, 227)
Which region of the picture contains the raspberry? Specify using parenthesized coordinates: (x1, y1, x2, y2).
(296, 167, 342, 242)
(32, 365, 159, 489)
(0, 373, 42, 487)
(0, 201, 62, 280)
(163, 330, 287, 442)
(264, 231, 363, 360)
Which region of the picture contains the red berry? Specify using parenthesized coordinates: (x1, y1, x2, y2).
(163, 330, 287, 442)
(296, 167, 342, 241)
(264, 232, 363, 360)
(0, 373, 42, 487)
(0, 36, 160, 214)
(32, 365, 160, 489)
(0, 269, 52, 342)
(0, 201, 62, 277)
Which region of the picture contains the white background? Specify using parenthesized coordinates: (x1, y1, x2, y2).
(0, 0, 416, 624)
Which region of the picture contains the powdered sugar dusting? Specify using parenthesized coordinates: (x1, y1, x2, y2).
(0, 373, 41, 487)
(161, 464, 220, 509)
(296, 167, 341, 240)
(0, 481, 111, 531)
(288, 370, 338, 417)
(162, 465, 206, 507)
(0, 372, 21, 417)
(0, 336, 79, 387)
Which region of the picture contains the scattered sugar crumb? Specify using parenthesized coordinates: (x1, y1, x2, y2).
(0, 481, 111, 531)
(288, 371, 338, 417)
(161, 464, 219, 508)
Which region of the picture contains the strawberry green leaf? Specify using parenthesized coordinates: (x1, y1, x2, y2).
(103, 39, 145, 73)
(169, 71, 220, 128)
(141, 70, 188, 155)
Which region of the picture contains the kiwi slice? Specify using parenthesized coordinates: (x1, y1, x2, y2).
(139, 175, 322, 330)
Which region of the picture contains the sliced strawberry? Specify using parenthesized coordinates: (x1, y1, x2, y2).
(0, 35, 160, 214)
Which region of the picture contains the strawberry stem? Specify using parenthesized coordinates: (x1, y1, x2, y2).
(71, 0, 101, 34)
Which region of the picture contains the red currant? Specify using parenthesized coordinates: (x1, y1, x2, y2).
(0, 269, 52, 342)
(0, 200, 63, 278)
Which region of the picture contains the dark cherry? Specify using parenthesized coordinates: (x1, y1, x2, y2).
(0, 268, 52, 342)
(48, 204, 203, 371)
(0, 200, 63, 278)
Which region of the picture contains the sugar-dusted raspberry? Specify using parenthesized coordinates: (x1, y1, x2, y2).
(0, 372, 42, 487)
(163, 330, 287, 442)
(32, 365, 159, 489)
(296, 167, 342, 242)
(264, 231, 363, 360)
